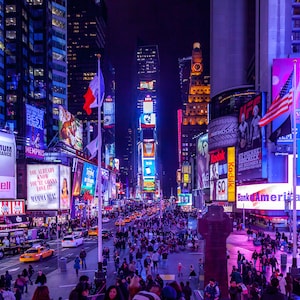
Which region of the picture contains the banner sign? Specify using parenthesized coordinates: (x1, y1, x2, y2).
(177, 193, 192, 206)
(59, 165, 71, 210)
(80, 163, 98, 199)
(0, 200, 25, 216)
(0, 132, 16, 199)
(196, 133, 209, 189)
(143, 140, 155, 158)
(143, 159, 156, 178)
(103, 96, 115, 128)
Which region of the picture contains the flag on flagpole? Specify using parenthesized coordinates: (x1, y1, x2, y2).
(86, 135, 99, 159)
(83, 71, 105, 115)
(259, 72, 293, 127)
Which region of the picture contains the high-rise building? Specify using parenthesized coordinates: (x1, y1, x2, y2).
(177, 43, 210, 194)
(135, 44, 160, 200)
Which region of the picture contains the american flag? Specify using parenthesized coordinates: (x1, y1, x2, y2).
(259, 72, 293, 127)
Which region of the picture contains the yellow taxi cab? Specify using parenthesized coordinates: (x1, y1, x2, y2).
(88, 226, 98, 236)
(19, 245, 54, 262)
(115, 219, 125, 226)
(124, 216, 131, 223)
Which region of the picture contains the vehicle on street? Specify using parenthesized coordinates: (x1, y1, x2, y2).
(115, 219, 125, 226)
(87, 226, 112, 238)
(88, 226, 98, 236)
(62, 235, 84, 247)
(19, 245, 54, 262)
(102, 217, 110, 223)
(124, 216, 131, 223)
(72, 227, 88, 237)
(102, 229, 112, 239)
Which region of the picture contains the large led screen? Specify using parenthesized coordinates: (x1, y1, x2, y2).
(103, 96, 115, 128)
(140, 113, 156, 128)
(0, 132, 16, 199)
(196, 134, 209, 190)
(237, 94, 264, 181)
(143, 159, 156, 178)
(80, 163, 98, 199)
(143, 140, 155, 158)
(59, 105, 83, 151)
(60, 165, 71, 210)
(27, 164, 59, 210)
(25, 104, 45, 159)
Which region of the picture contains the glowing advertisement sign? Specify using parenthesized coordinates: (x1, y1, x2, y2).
(103, 96, 115, 128)
(237, 94, 264, 181)
(140, 113, 156, 128)
(0, 132, 16, 199)
(227, 147, 236, 202)
(80, 163, 98, 200)
(105, 143, 115, 169)
(143, 179, 155, 191)
(27, 164, 59, 210)
(196, 134, 209, 189)
(236, 184, 300, 210)
(59, 105, 83, 151)
(59, 165, 71, 210)
(140, 81, 155, 90)
(143, 97, 154, 114)
(25, 104, 45, 159)
(143, 140, 155, 158)
(143, 159, 156, 178)
(0, 200, 25, 216)
(210, 148, 228, 201)
(178, 193, 192, 206)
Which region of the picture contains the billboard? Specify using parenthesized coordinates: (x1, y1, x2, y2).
(103, 96, 115, 128)
(0, 132, 16, 199)
(178, 193, 192, 206)
(140, 113, 156, 128)
(0, 200, 25, 216)
(143, 96, 154, 113)
(25, 104, 45, 159)
(210, 148, 228, 201)
(143, 159, 156, 178)
(58, 105, 83, 151)
(237, 94, 264, 181)
(143, 179, 155, 191)
(59, 165, 71, 210)
(27, 164, 59, 210)
(80, 162, 98, 200)
(196, 134, 209, 190)
(227, 147, 236, 202)
(105, 143, 115, 169)
(143, 140, 155, 158)
(140, 81, 155, 91)
(236, 183, 300, 210)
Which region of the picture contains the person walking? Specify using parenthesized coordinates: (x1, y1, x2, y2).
(74, 256, 81, 276)
(28, 265, 34, 285)
(178, 262, 183, 278)
(80, 248, 87, 270)
(35, 270, 47, 286)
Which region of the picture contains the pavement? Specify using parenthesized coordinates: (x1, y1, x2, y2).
(17, 223, 300, 300)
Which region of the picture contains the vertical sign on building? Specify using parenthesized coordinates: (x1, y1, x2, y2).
(227, 147, 235, 202)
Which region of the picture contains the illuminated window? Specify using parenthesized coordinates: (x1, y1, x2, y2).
(6, 5, 16, 13)
(6, 18, 16, 26)
(34, 68, 44, 76)
(6, 31, 16, 39)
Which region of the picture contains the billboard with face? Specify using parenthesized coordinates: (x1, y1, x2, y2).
(59, 105, 83, 151)
(60, 165, 71, 210)
(25, 104, 45, 159)
(237, 94, 264, 181)
(27, 164, 59, 210)
(0, 132, 16, 199)
(196, 134, 209, 190)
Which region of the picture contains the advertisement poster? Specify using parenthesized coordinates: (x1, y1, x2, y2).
(59, 165, 71, 210)
(80, 163, 98, 200)
(143, 159, 156, 178)
(110, 172, 116, 199)
(140, 113, 156, 128)
(105, 143, 115, 169)
(237, 94, 263, 181)
(103, 96, 115, 128)
(25, 104, 45, 159)
(11, 200, 25, 215)
(143, 140, 155, 158)
(58, 105, 83, 151)
(27, 164, 59, 210)
(237, 183, 300, 210)
(177, 193, 192, 206)
(0, 132, 16, 199)
(72, 160, 84, 197)
(196, 134, 209, 190)
(209, 148, 228, 201)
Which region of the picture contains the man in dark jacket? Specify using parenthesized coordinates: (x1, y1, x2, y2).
(261, 278, 287, 300)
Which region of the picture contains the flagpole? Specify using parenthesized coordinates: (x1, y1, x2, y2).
(292, 59, 298, 270)
(96, 54, 103, 268)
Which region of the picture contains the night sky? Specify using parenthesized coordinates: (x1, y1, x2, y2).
(105, 0, 210, 196)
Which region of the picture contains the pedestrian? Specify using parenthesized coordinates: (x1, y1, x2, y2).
(35, 270, 47, 286)
(228, 280, 242, 300)
(104, 285, 122, 300)
(79, 248, 87, 269)
(183, 281, 192, 300)
(4, 270, 12, 289)
(177, 262, 183, 278)
(32, 285, 50, 300)
(28, 265, 34, 285)
(285, 272, 293, 299)
(204, 278, 220, 300)
(21, 269, 29, 293)
(189, 264, 196, 280)
(261, 277, 285, 300)
(14, 274, 25, 294)
(152, 251, 159, 273)
(74, 256, 81, 276)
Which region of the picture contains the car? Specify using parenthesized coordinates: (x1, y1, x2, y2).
(62, 235, 84, 247)
(102, 217, 110, 223)
(102, 230, 112, 239)
(124, 216, 131, 223)
(19, 245, 54, 262)
(115, 219, 125, 226)
(88, 226, 98, 236)
(72, 228, 88, 237)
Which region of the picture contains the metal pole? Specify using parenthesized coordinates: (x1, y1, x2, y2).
(97, 54, 103, 266)
(292, 60, 298, 269)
